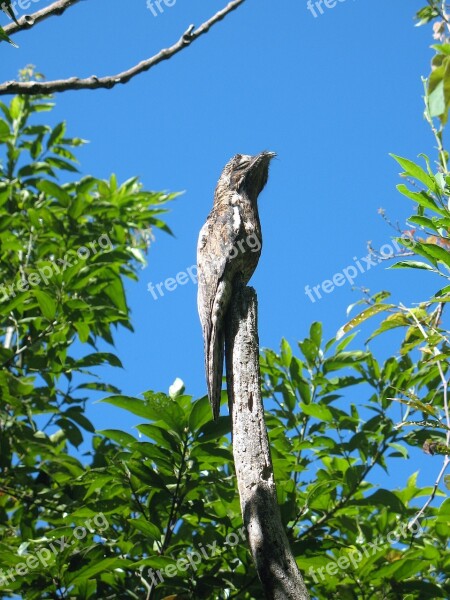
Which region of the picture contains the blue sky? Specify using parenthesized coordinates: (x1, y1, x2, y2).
(1, 1, 445, 496)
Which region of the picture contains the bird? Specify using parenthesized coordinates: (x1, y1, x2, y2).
(197, 151, 276, 420)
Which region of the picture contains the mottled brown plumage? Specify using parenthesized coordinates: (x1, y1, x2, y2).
(197, 151, 275, 420)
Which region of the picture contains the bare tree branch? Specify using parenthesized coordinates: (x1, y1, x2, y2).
(2, 0, 83, 35)
(225, 285, 310, 600)
(0, 0, 246, 96)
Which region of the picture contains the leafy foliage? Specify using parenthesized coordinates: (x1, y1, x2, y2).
(416, 4, 450, 123)
(0, 92, 179, 597)
(1, 7, 450, 599)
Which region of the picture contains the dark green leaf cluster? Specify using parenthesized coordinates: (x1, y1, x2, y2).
(0, 93, 180, 598)
(259, 328, 449, 599)
(415, 4, 441, 27)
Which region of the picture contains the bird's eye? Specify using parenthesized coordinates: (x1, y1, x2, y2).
(236, 157, 251, 170)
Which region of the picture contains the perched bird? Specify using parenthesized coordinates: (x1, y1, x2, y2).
(197, 151, 275, 420)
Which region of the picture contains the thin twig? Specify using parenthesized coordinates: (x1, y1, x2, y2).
(3, 326, 13, 349)
(146, 435, 188, 600)
(296, 444, 386, 540)
(2, 0, 83, 35)
(408, 456, 450, 529)
(0, 0, 247, 96)
(426, 0, 449, 25)
(139, 572, 152, 600)
(160, 434, 188, 553)
(1, 319, 58, 368)
(400, 304, 450, 529)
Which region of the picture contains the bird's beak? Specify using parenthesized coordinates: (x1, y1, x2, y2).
(258, 151, 277, 161)
(249, 151, 276, 170)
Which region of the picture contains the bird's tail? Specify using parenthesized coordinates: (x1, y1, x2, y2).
(205, 326, 224, 421)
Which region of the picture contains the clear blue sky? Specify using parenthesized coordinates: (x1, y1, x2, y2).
(1, 1, 444, 495)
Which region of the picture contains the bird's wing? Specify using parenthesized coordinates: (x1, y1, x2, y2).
(197, 203, 242, 419)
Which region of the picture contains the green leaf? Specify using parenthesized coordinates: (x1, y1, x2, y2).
(323, 351, 369, 373)
(37, 179, 72, 206)
(99, 395, 154, 419)
(68, 558, 132, 586)
(141, 390, 186, 431)
(55, 417, 83, 447)
(189, 395, 212, 431)
(75, 353, 123, 369)
(356, 489, 405, 514)
(407, 215, 440, 232)
(131, 556, 177, 570)
(98, 429, 136, 446)
(33, 290, 57, 320)
(310, 322, 322, 348)
(375, 559, 427, 580)
(74, 321, 90, 343)
(196, 415, 231, 443)
(46, 156, 79, 172)
(389, 260, 437, 272)
(417, 242, 450, 269)
(390, 395, 438, 417)
(387, 442, 409, 459)
(0, 25, 18, 48)
(136, 424, 181, 450)
(390, 154, 437, 190)
(127, 518, 161, 542)
(46, 121, 66, 149)
(429, 77, 446, 117)
(300, 402, 333, 422)
(127, 461, 168, 489)
(396, 184, 442, 213)
(0, 120, 10, 141)
(280, 338, 292, 367)
(64, 407, 95, 433)
(29, 103, 55, 113)
(415, 6, 439, 25)
(366, 312, 410, 342)
(335, 331, 358, 352)
(337, 304, 395, 340)
(298, 338, 318, 364)
(103, 277, 127, 313)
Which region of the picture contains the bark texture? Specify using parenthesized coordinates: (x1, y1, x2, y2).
(225, 285, 310, 600)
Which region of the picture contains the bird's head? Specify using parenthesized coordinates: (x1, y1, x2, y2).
(217, 151, 276, 203)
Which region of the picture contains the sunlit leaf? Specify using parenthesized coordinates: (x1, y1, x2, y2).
(337, 304, 395, 340)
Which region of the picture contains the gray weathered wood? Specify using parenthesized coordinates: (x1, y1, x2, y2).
(225, 285, 310, 600)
